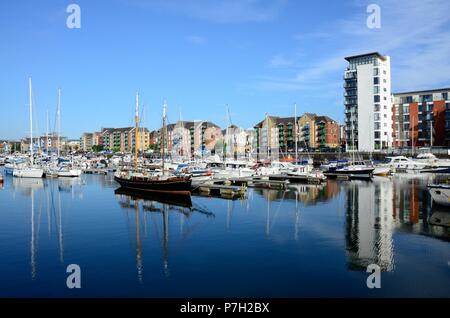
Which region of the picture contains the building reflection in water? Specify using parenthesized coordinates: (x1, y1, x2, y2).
(114, 188, 215, 281)
(345, 175, 450, 272)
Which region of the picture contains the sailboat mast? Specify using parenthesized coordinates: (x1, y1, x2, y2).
(265, 113, 269, 160)
(46, 109, 49, 155)
(162, 100, 167, 175)
(411, 115, 415, 156)
(57, 88, 61, 157)
(29, 77, 34, 166)
(294, 103, 298, 164)
(430, 120, 433, 148)
(135, 92, 139, 171)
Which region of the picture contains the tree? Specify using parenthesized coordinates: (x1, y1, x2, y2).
(92, 144, 104, 152)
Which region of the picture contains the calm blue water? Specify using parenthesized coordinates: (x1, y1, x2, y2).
(0, 171, 449, 297)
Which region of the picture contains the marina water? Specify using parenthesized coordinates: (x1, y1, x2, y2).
(0, 172, 449, 297)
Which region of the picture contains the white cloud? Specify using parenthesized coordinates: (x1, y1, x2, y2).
(257, 0, 450, 92)
(268, 54, 294, 68)
(185, 35, 206, 45)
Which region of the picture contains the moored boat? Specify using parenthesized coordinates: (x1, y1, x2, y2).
(427, 184, 450, 207)
(13, 167, 44, 178)
(114, 171, 192, 195)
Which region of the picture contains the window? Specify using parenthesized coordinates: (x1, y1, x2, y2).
(383, 79, 387, 83)
(374, 68, 379, 76)
(420, 94, 433, 103)
(374, 77, 380, 85)
(374, 113, 380, 121)
(406, 96, 413, 103)
(374, 104, 380, 112)
(374, 95, 380, 103)
(443, 92, 448, 100)
(374, 122, 381, 130)
(374, 131, 380, 139)
(374, 86, 379, 94)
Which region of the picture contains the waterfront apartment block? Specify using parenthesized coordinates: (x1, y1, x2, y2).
(298, 113, 317, 150)
(315, 116, 340, 149)
(81, 132, 100, 151)
(153, 121, 223, 158)
(99, 127, 150, 153)
(392, 88, 450, 148)
(19, 134, 66, 154)
(253, 114, 340, 158)
(344, 52, 392, 152)
(253, 116, 282, 160)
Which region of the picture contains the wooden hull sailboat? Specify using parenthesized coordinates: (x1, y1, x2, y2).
(114, 94, 192, 196)
(114, 173, 192, 195)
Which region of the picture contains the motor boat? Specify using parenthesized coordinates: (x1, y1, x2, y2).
(427, 184, 450, 207)
(56, 167, 82, 177)
(372, 166, 391, 176)
(382, 156, 428, 171)
(334, 161, 374, 176)
(414, 153, 450, 168)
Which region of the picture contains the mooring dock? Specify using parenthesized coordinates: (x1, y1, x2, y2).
(324, 172, 372, 180)
(268, 174, 324, 184)
(83, 168, 108, 175)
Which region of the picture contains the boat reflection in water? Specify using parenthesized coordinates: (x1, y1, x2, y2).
(10, 176, 67, 279)
(114, 187, 214, 280)
(345, 175, 450, 272)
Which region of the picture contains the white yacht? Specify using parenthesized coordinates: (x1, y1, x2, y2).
(13, 78, 44, 179)
(414, 153, 450, 168)
(13, 167, 44, 178)
(382, 156, 428, 171)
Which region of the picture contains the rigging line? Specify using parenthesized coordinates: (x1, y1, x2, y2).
(269, 190, 286, 232)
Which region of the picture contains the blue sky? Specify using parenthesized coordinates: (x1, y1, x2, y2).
(1, 0, 450, 139)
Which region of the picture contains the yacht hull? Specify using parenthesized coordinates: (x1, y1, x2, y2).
(13, 168, 44, 178)
(114, 175, 192, 195)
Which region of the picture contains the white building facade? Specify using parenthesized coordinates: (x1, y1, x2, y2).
(344, 52, 392, 152)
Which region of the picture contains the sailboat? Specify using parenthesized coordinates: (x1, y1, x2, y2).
(334, 111, 373, 177)
(114, 95, 192, 195)
(13, 78, 44, 178)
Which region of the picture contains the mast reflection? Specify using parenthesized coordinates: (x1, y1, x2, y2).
(114, 188, 214, 279)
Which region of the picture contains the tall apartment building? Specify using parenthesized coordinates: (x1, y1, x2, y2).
(344, 52, 392, 152)
(392, 88, 450, 148)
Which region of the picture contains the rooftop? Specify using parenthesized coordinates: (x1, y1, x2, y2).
(393, 87, 450, 96)
(344, 52, 387, 62)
